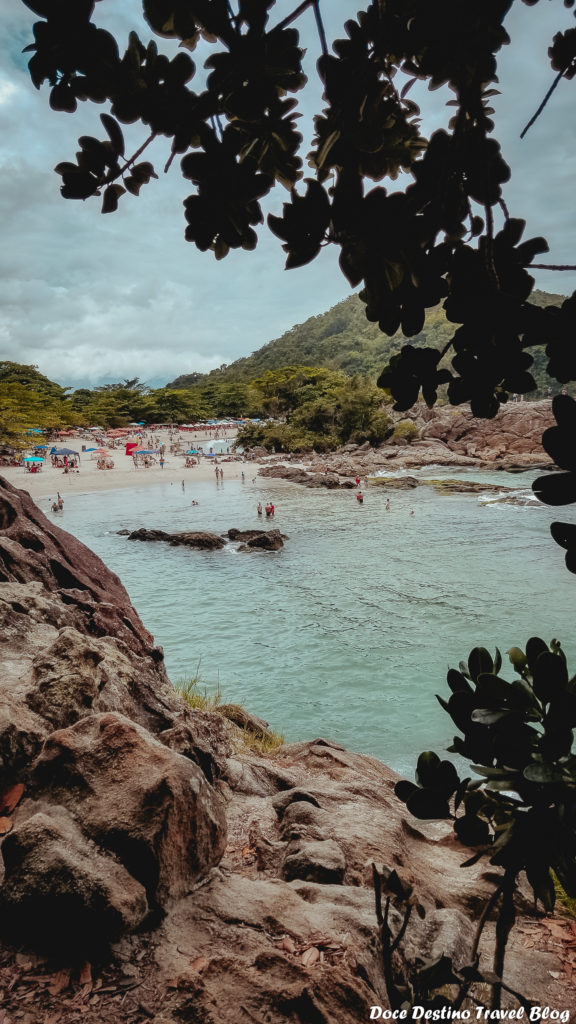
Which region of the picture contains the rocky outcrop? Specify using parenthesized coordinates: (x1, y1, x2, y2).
(0, 475, 232, 957)
(256, 401, 555, 482)
(0, 477, 162, 659)
(0, 476, 571, 1020)
(411, 399, 555, 463)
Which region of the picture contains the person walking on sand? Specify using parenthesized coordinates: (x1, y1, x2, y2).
(355, 476, 360, 488)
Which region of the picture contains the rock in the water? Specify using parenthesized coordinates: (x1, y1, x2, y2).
(128, 528, 225, 550)
(243, 529, 284, 551)
(31, 712, 227, 904)
(258, 465, 350, 489)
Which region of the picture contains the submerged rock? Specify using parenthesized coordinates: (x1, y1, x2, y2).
(422, 479, 514, 495)
(369, 476, 419, 489)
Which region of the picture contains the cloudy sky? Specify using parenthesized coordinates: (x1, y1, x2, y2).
(1, 0, 576, 388)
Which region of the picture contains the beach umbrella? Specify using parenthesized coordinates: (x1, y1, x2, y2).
(185, 449, 199, 454)
(52, 447, 79, 456)
(135, 449, 158, 455)
(34, 444, 49, 448)
(23, 457, 44, 463)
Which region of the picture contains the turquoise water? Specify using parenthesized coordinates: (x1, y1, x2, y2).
(37, 471, 576, 775)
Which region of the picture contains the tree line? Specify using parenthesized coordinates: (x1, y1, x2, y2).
(0, 360, 395, 452)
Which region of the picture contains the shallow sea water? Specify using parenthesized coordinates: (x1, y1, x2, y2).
(38, 468, 576, 775)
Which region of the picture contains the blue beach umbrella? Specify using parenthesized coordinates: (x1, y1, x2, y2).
(23, 457, 44, 463)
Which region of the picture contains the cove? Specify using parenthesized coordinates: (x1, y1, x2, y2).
(38, 471, 576, 775)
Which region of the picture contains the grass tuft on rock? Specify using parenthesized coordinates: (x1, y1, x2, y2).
(175, 675, 284, 755)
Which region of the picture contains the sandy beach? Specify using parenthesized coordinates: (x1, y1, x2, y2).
(1, 428, 262, 500)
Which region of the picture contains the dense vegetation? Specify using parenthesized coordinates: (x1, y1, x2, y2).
(169, 288, 568, 395)
(0, 360, 393, 452)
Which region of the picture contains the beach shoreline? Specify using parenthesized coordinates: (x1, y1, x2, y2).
(1, 429, 264, 499)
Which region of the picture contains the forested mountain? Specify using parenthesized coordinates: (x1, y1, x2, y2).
(167, 289, 566, 392)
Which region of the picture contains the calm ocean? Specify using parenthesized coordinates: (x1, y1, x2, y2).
(38, 470, 576, 776)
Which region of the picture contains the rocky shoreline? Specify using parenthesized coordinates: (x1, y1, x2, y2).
(253, 400, 556, 484)
(0, 474, 572, 1021)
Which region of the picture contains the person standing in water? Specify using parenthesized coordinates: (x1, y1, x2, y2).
(356, 491, 364, 504)
(386, 498, 390, 511)
(257, 502, 263, 516)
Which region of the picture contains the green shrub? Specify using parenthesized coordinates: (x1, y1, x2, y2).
(391, 419, 419, 443)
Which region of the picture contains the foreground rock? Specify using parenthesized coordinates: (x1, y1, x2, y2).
(0, 477, 571, 1020)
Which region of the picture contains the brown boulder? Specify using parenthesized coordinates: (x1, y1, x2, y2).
(0, 809, 148, 958)
(31, 713, 227, 905)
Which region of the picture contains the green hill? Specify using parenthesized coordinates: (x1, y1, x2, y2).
(167, 288, 566, 392)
